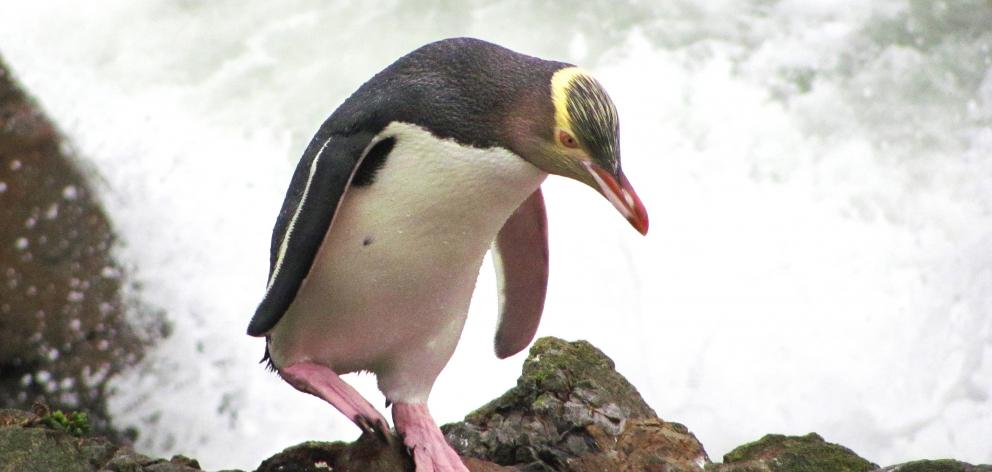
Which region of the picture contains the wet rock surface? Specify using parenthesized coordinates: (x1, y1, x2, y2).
(0, 55, 148, 440)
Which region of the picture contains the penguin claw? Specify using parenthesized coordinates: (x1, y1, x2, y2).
(356, 415, 395, 445)
(356, 416, 374, 433)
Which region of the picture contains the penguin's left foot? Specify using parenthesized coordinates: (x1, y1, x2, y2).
(392, 402, 468, 472)
(278, 362, 392, 437)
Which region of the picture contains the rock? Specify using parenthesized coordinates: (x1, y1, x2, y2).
(252, 431, 517, 472)
(712, 432, 876, 472)
(2, 339, 991, 471)
(877, 460, 992, 472)
(251, 337, 709, 472)
(443, 337, 710, 471)
(0, 405, 230, 472)
(255, 435, 412, 472)
(0, 53, 154, 440)
(0, 408, 38, 427)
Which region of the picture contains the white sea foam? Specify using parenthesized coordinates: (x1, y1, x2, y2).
(0, 1, 989, 469)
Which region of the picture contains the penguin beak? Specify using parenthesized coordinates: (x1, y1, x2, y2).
(582, 161, 649, 235)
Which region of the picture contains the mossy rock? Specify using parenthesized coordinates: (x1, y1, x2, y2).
(716, 433, 876, 472)
(0, 406, 210, 472)
(444, 337, 701, 470)
(0, 425, 114, 472)
(880, 459, 992, 472)
(463, 337, 656, 425)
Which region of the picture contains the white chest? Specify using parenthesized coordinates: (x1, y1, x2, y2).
(332, 122, 547, 268)
(269, 122, 547, 379)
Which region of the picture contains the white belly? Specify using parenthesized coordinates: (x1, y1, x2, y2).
(268, 121, 546, 402)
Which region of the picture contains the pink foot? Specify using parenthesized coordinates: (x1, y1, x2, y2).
(392, 402, 468, 472)
(279, 362, 390, 437)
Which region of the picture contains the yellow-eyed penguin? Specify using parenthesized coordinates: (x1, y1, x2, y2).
(247, 37, 648, 471)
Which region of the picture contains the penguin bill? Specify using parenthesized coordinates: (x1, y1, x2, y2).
(582, 161, 649, 235)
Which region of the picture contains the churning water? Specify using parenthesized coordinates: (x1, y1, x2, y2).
(1, 1, 990, 469)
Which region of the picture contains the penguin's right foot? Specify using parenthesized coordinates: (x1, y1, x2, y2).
(392, 402, 468, 472)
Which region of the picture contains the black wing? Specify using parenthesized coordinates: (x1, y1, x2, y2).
(246, 129, 378, 336)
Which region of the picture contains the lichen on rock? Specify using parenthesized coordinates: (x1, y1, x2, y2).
(713, 432, 877, 472)
(443, 337, 710, 471)
(878, 460, 992, 472)
(0, 408, 208, 472)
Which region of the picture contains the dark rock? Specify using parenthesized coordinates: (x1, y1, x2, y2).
(250, 430, 517, 471)
(0, 425, 102, 472)
(712, 432, 876, 472)
(877, 460, 992, 472)
(462, 457, 519, 472)
(0, 53, 154, 441)
(255, 434, 413, 472)
(0, 408, 38, 427)
(169, 455, 202, 470)
(443, 337, 709, 471)
(0, 405, 221, 472)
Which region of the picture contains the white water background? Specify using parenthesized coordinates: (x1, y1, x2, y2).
(1, 1, 990, 469)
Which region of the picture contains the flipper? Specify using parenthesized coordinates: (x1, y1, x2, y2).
(247, 129, 379, 337)
(491, 188, 549, 359)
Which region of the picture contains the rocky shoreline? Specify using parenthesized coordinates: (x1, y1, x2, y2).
(1, 337, 990, 472)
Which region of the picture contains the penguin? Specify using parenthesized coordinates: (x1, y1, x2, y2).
(247, 37, 648, 471)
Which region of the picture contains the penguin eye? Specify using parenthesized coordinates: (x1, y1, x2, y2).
(558, 130, 579, 149)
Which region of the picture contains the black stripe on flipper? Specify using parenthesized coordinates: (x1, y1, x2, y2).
(247, 130, 378, 337)
(351, 137, 395, 187)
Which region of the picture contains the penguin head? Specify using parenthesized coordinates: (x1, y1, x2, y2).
(516, 66, 649, 235)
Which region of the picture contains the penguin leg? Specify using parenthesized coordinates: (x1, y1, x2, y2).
(392, 402, 468, 472)
(279, 362, 391, 439)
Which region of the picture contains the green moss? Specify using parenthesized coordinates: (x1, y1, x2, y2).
(449, 335, 662, 469)
(707, 464, 768, 472)
(41, 410, 90, 437)
(0, 427, 93, 472)
(723, 433, 876, 472)
(892, 459, 992, 472)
